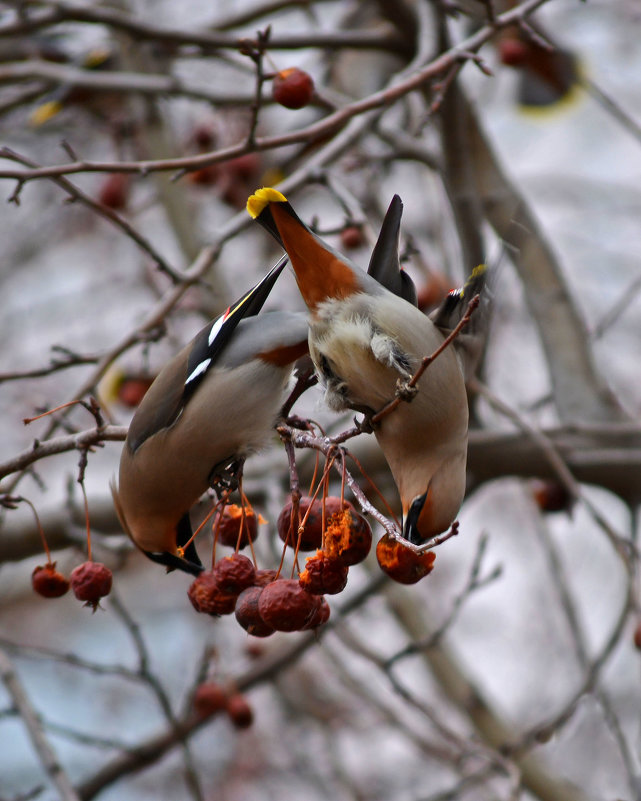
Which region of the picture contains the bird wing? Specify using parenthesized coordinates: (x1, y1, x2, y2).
(126, 255, 288, 452)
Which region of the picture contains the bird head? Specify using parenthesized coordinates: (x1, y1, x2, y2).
(247, 187, 362, 312)
(401, 451, 467, 545)
(110, 481, 203, 576)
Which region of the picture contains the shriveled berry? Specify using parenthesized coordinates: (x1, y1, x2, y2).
(272, 67, 315, 109)
(324, 509, 372, 566)
(193, 682, 228, 717)
(70, 561, 112, 609)
(278, 496, 353, 552)
(98, 173, 129, 210)
(258, 578, 321, 632)
(254, 569, 278, 587)
(213, 554, 256, 595)
(376, 534, 436, 584)
(226, 694, 254, 729)
(32, 563, 69, 598)
(532, 480, 572, 513)
(633, 620, 641, 651)
(340, 225, 364, 250)
(303, 596, 331, 630)
(214, 504, 259, 549)
(278, 496, 321, 551)
(235, 587, 275, 638)
(299, 551, 348, 595)
(188, 571, 237, 616)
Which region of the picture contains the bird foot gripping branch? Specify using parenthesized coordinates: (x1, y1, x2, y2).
(395, 378, 419, 403)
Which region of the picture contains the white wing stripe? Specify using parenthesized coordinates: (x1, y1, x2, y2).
(185, 358, 211, 386)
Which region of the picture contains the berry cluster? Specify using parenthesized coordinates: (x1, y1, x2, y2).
(29, 498, 438, 628)
(187, 495, 437, 637)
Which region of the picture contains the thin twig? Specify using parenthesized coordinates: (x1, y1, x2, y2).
(0, 648, 81, 801)
(0, 147, 182, 282)
(370, 294, 479, 426)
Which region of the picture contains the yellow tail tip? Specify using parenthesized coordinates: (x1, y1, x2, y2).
(98, 366, 126, 406)
(246, 187, 287, 219)
(30, 100, 63, 126)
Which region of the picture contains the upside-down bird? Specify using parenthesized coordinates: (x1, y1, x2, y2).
(248, 188, 486, 544)
(112, 255, 309, 574)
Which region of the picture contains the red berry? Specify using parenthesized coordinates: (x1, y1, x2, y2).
(272, 67, 315, 109)
(187, 165, 219, 186)
(258, 578, 321, 632)
(214, 504, 259, 549)
(235, 587, 275, 638)
(340, 225, 364, 250)
(188, 571, 237, 616)
(32, 563, 69, 599)
(277, 496, 353, 552)
(192, 124, 216, 150)
(376, 534, 436, 585)
(532, 480, 572, 513)
(225, 153, 260, 180)
(324, 509, 372, 566)
(70, 561, 112, 610)
(98, 174, 129, 210)
(416, 272, 453, 311)
(299, 551, 348, 595)
(634, 621, 641, 651)
(303, 596, 331, 630)
(213, 554, 256, 595)
(226, 694, 254, 729)
(193, 682, 229, 717)
(498, 38, 529, 67)
(117, 377, 154, 408)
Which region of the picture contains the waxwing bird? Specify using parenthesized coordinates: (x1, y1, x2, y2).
(248, 188, 484, 544)
(112, 255, 309, 575)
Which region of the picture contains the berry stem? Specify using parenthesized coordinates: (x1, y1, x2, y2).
(21, 497, 51, 563)
(79, 477, 92, 561)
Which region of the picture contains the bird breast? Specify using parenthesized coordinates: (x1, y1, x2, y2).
(309, 291, 465, 414)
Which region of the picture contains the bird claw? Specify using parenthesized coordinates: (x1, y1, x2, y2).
(395, 379, 418, 402)
(354, 415, 374, 434)
(209, 459, 243, 493)
(285, 414, 310, 430)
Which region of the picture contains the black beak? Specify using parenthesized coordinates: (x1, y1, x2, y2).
(403, 491, 428, 545)
(143, 512, 204, 576)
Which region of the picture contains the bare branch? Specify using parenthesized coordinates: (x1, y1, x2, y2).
(0, 0, 555, 185)
(0, 648, 82, 801)
(0, 425, 126, 483)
